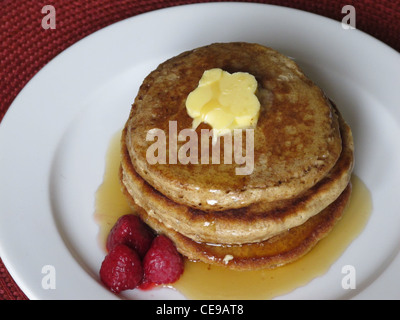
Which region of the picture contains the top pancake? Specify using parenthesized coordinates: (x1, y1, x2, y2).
(125, 42, 342, 210)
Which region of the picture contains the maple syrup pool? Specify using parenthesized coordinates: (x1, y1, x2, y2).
(94, 130, 372, 300)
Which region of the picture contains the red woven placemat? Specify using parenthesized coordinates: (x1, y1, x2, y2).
(0, 0, 399, 300)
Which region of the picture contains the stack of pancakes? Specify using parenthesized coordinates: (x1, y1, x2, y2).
(120, 42, 354, 270)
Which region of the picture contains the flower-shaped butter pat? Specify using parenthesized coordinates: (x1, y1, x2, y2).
(186, 68, 260, 137)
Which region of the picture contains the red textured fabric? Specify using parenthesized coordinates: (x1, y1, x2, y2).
(0, 0, 399, 300)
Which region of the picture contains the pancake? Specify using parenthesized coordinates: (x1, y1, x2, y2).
(120, 106, 353, 244)
(125, 42, 342, 211)
(120, 169, 351, 271)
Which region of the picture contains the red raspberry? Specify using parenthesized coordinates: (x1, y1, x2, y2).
(106, 214, 154, 258)
(142, 235, 184, 285)
(99, 244, 143, 293)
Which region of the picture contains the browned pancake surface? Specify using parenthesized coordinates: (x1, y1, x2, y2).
(125, 42, 342, 210)
(121, 106, 353, 244)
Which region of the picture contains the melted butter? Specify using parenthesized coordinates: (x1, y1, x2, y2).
(186, 68, 260, 139)
(95, 131, 372, 299)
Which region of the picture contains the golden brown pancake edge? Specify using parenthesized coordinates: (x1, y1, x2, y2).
(120, 106, 353, 244)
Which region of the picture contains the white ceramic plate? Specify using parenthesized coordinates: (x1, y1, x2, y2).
(1, 3, 399, 300)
